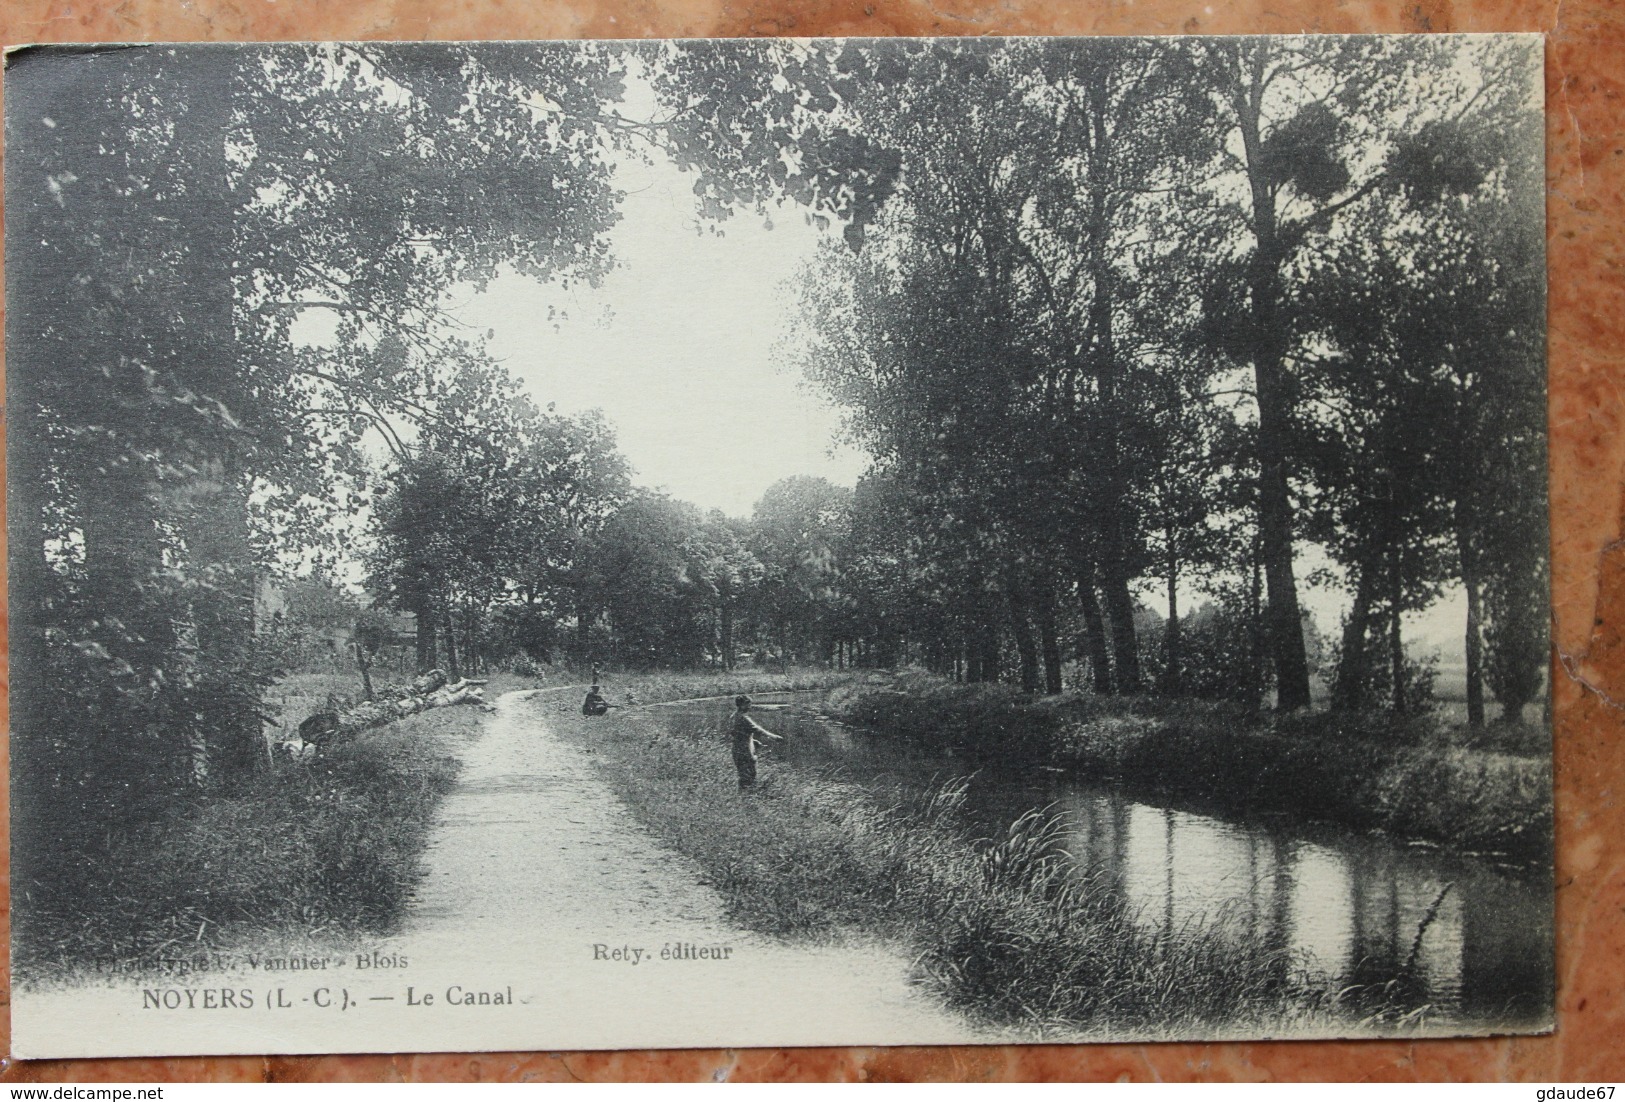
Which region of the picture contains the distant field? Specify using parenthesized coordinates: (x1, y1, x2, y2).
(1307, 661, 1550, 728)
(1428, 662, 1550, 727)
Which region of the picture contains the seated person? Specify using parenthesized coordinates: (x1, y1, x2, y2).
(582, 684, 611, 717)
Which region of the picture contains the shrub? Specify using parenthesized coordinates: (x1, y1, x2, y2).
(830, 672, 1548, 863)
(1178, 599, 1269, 705)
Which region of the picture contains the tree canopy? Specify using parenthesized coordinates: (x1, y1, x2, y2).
(8, 37, 1547, 852)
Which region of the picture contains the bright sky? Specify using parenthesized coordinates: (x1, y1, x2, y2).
(454, 148, 870, 519)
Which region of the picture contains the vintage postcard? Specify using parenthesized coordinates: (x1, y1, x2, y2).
(5, 35, 1551, 1058)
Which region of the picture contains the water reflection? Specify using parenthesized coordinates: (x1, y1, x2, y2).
(644, 694, 1551, 1029)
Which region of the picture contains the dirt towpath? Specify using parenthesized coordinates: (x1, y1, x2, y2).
(376, 688, 978, 1050)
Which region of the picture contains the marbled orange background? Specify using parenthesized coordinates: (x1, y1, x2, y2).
(0, 0, 1619, 1083)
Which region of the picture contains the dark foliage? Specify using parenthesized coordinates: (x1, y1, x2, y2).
(13, 706, 473, 980)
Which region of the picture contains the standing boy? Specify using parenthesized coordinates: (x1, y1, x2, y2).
(729, 695, 782, 789)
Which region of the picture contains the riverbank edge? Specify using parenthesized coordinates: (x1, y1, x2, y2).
(545, 685, 1418, 1036)
(826, 673, 1553, 866)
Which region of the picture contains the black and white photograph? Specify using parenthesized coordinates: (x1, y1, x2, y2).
(5, 34, 1551, 1057)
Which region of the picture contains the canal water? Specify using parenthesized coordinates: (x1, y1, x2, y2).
(642, 692, 1553, 1033)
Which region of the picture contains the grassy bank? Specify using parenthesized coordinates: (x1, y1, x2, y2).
(549, 690, 1398, 1037)
(519, 665, 859, 705)
(829, 672, 1551, 863)
(13, 679, 502, 984)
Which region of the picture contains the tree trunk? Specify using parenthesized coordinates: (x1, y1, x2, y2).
(443, 608, 462, 681)
(1103, 580, 1141, 693)
(1076, 564, 1114, 694)
(1162, 553, 1182, 695)
(185, 479, 262, 779)
(720, 596, 735, 671)
(1006, 576, 1042, 693)
(982, 621, 1001, 684)
(969, 610, 1001, 684)
(464, 610, 480, 676)
(1074, 66, 1142, 697)
(1256, 413, 1312, 711)
(1234, 45, 1313, 712)
(183, 50, 260, 781)
(1247, 529, 1266, 712)
(1332, 563, 1378, 713)
(356, 644, 376, 702)
(1037, 582, 1064, 694)
(1463, 573, 1485, 727)
(1389, 546, 1406, 715)
(416, 611, 437, 673)
(1455, 518, 1487, 729)
(574, 591, 593, 662)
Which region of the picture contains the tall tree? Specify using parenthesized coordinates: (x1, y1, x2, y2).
(1283, 37, 1543, 721)
(685, 512, 765, 670)
(586, 493, 715, 667)
(1202, 36, 1531, 711)
(7, 43, 630, 802)
(748, 477, 852, 666)
(504, 408, 632, 660)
